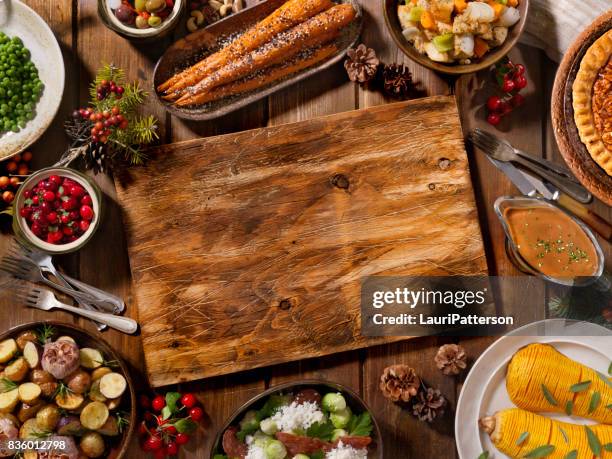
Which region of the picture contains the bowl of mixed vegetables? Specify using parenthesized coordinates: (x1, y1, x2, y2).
(0, 322, 136, 459)
(210, 380, 382, 459)
(383, 0, 529, 74)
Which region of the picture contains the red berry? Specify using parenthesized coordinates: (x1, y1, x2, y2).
(81, 195, 93, 206)
(79, 220, 91, 232)
(49, 175, 62, 186)
(500, 101, 512, 115)
(43, 191, 55, 202)
(80, 205, 94, 221)
(70, 185, 85, 197)
(139, 394, 151, 409)
(46, 212, 58, 224)
(145, 436, 163, 451)
(164, 425, 177, 435)
(501, 79, 515, 93)
(511, 93, 525, 107)
(138, 421, 148, 436)
(165, 442, 179, 456)
(116, 86, 124, 95)
(24, 190, 32, 198)
(62, 226, 74, 236)
(111, 106, 120, 116)
(60, 214, 70, 224)
(32, 195, 39, 205)
(486, 96, 503, 113)
(20, 208, 31, 218)
(189, 406, 203, 421)
(152, 395, 166, 412)
(144, 411, 154, 422)
(119, 119, 129, 130)
(175, 433, 189, 445)
(180, 394, 197, 408)
(95, 121, 104, 131)
(62, 198, 77, 210)
(514, 75, 527, 89)
(515, 63, 525, 75)
(487, 112, 502, 126)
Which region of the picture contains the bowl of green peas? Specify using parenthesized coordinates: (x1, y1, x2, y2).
(0, 0, 65, 160)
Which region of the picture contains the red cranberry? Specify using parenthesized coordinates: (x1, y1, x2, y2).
(42, 191, 55, 202)
(60, 214, 71, 225)
(46, 212, 58, 224)
(62, 198, 78, 210)
(81, 195, 93, 206)
(20, 208, 31, 218)
(62, 226, 74, 236)
(70, 185, 85, 198)
(486, 96, 503, 113)
(80, 205, 94, 221)
(79, 220, 90, 232)
(487, 113, 502, 126)
(501, 79, 515, 93)
(49, 175, 62, 186)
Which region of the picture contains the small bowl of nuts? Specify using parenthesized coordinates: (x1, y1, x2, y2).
(97, 0, 186, 41)
(185, 0, 244, 33)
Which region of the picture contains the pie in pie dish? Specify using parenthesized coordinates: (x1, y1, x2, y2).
(572, 29, 612, 176)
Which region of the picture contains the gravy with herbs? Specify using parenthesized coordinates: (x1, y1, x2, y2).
(504, 206, 598, 278)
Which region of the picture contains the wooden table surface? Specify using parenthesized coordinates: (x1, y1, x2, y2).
(1, 1, 610, 458)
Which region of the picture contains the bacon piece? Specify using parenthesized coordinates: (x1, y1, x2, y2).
(294, 388, 322, 406)
(334, 435, 373, 449)
(222, 427, 248, 459)
(276, 432, 332, 455)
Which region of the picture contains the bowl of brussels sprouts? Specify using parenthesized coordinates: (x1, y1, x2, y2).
(0, 1, 65, 160)
(210, 380, 383, 459)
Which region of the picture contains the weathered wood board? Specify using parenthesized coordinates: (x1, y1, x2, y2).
(116, 96, 488, 387)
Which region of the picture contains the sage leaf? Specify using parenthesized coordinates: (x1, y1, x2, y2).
(563, 450, 577, 459)
(565, 400, 573, 416)
(608, 361, 611, 376)
(585, 426, 601, 457)
(523, 445, 555, 458)
(569, 380, 591, 393)
(516, 431, 530, 446)
(589, 392, 601, 414)
(559, 427, 569, 444)
(477, 451, 489, 459)
(607, 404, 612, 410)
(604, 443, 612, 452)
(541, 384, 558, 407)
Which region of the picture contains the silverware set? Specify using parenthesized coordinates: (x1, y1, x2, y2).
(1, 238, 137, 334)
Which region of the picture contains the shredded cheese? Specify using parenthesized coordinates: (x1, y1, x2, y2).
(325, 442, 369, 459)
(270, 401, 325, 432)
(245, 443, 267, 459)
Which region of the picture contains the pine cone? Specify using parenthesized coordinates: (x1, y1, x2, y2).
(382, 63, 416, 99)
(344, 44, 380, 84)
(379, 364, 420, 402)
(412, 387, 447, 422)
(434, 344, 467, 376)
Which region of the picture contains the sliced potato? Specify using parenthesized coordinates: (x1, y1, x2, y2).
(0, 389, 19, 413)
(56, 335, 76, 344)
(65, 369, 91, 395)
(23, 341, 41, 369)
(0, 339, 18, 364)
(91, 367, 112, 382)
(55, 392, 84, 411)
(5, 358, 29, 382)
(18, 383, 41, 404)
(88, 380, 107, 403)
(79, 348, 103, 370)
(80, 431, 105, 458)
(15, 331, 38, 351)
(17, 401, 42, 423)
(99, 373, 126, 400)
(19, 418, 40, 439)
(106, 397, 121, 411)
(80, 402, 109, 430)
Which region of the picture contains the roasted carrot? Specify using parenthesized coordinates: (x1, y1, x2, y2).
(175, 4, 356, 106)
(158, 0, 333, 95)
(181, 45, 337, 106)
(474, 37, 489, 58)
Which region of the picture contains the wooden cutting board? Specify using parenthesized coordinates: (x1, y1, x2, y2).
(116, 96, 488, 387)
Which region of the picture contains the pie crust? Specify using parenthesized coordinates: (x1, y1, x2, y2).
(572, 29, 612, 176)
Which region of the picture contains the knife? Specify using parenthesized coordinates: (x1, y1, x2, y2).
(489, 158, 612, 241)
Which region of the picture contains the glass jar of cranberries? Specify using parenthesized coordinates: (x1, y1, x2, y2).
(13, 168, 102, 254)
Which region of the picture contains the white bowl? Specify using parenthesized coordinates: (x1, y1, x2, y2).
(13, 168, 102, 254)
(0, 0, 65, 160)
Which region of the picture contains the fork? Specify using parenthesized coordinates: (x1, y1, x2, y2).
(470, 129, 592, 203)
(12, 286, 138, 334)
(7, 239, 125, 313)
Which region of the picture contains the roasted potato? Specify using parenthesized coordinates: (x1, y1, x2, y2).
(80, 402, 109, 430)
(65, 369, 91, 395)
(56, 415, 83, 436)
(15, 331, 38, 351)
(80, 431, 105, 458)
(97, 415, 119, 436)
(55, 392, 84, 411)
(88, 380, 107, 403)
(36, 404, 60, 431)
(17, 401, 42, 423)
(19, 418, 40, 439)
(99, 373, 126, 399)
(106, 397, 121, 411)
(90, 367, 112, 382)
(23, 341, 41, 369)
(0, 389, 19, 413)
(5, 357, 29, 382)
(79, 348, 103, 370)
(0, 339, 18, 364)
(18, 382, 41, 404)
(30, 369, 57, 398)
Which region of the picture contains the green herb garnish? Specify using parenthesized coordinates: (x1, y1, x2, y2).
(306, 420, 335, 441)
(565, 400, 574, 416)
(477, 452, 489, 459)
(563, 450, 578, 459)
(36, 324, 56, 344)
(585, 426, 601, 457)
(347, 412, 373, 437)
(523, 445, 555, 458)
(516, 431, 530, 446)
(569, 381, 591, 393)
(0, 377, 17, 393)
(589, 392, 601, 414)
(541, 384, 558, 407)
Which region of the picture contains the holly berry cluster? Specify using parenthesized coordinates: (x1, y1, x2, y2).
(139, 391, 203, 458)
(96, 79, 125, 101)
(72, 105, 129, 145)
(0, 151, 32, 207)
(486, 58, 528, 127)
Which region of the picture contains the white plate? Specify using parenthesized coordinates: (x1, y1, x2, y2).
(456, 319, 612, 459)
(0, 0, 65, 159)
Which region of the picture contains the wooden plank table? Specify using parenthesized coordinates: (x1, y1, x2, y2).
(1, 1, 610, 458)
